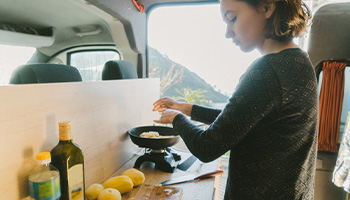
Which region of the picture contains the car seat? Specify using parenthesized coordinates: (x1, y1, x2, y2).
(102, 60, 138, 80)
(9, 63, 82, 84)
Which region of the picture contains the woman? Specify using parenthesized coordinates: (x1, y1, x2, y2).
(153, 0, 317, 199)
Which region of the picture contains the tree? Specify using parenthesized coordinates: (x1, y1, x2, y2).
(175, 87, 213, 106)
(149, 61, 184, 96)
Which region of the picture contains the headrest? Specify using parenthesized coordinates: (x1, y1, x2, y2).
(308, 2, 350, 66)
(102, 60, 138, 80)
(9, 64, 82, 84)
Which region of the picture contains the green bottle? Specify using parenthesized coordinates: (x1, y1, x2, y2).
(51, 121, 85, 200)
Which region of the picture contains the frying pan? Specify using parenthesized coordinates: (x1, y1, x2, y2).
(128, 126, 180, 149)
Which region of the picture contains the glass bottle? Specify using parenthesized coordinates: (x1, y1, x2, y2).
(28, 152, 61, 200)
(51, 121, 85, 200)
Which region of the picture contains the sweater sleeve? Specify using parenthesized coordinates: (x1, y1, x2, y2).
(172, 58, 281, 162)
(190, 104, 222, 124)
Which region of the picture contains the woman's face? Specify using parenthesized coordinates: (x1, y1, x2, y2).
(220, 0, 271, 52)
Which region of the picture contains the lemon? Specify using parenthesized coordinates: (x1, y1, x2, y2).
(104, 175, 134, 194)
(97, 188, 121, 200)
(123, 168, 145, 186)
(86, 183, 104, 200)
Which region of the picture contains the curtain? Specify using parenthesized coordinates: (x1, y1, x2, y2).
(318, 60, 347, 152)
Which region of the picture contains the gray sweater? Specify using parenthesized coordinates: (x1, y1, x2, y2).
(173, 48, 318, 200)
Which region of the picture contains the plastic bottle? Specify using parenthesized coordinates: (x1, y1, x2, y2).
(51, 121, 85, 200)
(28, 152, 61, 200)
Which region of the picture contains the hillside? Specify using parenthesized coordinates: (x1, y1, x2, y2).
(148, 47, 229, 103)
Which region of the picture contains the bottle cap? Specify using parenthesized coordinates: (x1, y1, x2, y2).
(36, 152, 51, 161)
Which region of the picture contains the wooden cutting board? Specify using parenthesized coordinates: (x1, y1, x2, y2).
(132, 185, 183, 200)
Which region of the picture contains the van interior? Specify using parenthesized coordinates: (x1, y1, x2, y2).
(1, 0, 350, 199)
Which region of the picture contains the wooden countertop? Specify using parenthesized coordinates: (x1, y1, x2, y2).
(106, 150, 221, 200)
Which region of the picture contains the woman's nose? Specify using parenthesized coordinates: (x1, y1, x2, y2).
(225, 26, 234, 39)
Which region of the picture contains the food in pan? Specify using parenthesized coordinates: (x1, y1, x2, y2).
(140, 131, 160, 138)
(140, 131, 175, 138)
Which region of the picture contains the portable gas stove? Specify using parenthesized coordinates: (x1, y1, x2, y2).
(128, 126, 182, 173)
(134, 147, 181, 172)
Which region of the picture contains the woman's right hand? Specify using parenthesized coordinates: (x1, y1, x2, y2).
(152, 97, 179, 112)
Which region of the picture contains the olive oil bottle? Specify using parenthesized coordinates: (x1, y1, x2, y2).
(51, 121, 85, 200)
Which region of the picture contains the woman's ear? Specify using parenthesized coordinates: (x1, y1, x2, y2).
(262, 3, 276, 19)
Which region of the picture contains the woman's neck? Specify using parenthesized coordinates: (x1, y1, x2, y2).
(259, 38, 299, 55)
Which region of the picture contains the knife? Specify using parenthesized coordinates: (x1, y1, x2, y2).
(160, 169, 223, 186)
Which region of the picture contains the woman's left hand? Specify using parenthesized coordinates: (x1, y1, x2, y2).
(154, 109, 181, 124)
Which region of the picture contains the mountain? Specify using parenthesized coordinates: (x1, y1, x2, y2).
(148, 47, 229, 103)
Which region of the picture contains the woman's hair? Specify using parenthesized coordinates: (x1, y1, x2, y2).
(242, 0, 311, 41)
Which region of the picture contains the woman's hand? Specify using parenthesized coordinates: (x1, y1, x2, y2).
(153, 109, 181, 124)
(152, 97, 179, 112)
(153, 97, 193, 116)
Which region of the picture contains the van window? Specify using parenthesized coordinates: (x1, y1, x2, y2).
(68, 50, 120, 81)
(148, 4, 261, 108)
(0, 44, 36, 85)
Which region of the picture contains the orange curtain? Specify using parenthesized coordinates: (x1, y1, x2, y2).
(318, 60, 347, 152)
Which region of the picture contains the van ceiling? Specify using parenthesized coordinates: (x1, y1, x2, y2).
(0, 0, 98, 29)
(0, 0, 216, 57)
(0, 0, 114, 55)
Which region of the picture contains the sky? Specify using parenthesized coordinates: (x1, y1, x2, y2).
(148, 4, 261, 95)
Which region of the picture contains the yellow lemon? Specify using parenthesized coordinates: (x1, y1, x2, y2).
(86, 183, 104, 200)
(123, 168, 145, 187)
(104, 175, 133, 194)
(97, 188, 121, 200)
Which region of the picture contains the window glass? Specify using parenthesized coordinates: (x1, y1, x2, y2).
(148, 4, 260, 108)
(0, 44, 36, 85)
(340, 68, 350, 140)
(68, 50, 120, 81)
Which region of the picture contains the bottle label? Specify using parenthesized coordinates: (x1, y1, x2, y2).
(29, 173, 61, 200)
(68, 164, 84, 200)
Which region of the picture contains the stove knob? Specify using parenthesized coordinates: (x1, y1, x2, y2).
(173, 153, 181, 161)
